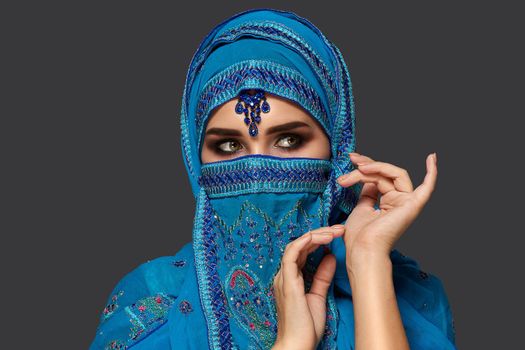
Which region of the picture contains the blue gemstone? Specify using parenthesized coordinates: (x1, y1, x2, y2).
(235, 102, 244, 114)
(254, 116, 261, 123)
(244, 117, 250, 125)
(261, 100, 270, 113)
(249, 123, 258, 136)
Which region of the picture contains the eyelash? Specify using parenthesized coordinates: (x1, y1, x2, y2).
(213, 134, 304, 155)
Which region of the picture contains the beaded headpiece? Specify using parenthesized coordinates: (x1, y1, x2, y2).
(234, 88, 271, 137)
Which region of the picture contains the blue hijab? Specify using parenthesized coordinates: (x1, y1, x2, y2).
(89, 8, 456, 350)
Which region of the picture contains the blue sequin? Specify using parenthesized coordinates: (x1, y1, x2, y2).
(179, 300, 193, 314)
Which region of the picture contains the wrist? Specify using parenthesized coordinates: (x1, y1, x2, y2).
(272, 339, 316, 350)
(346, 248, 392, 278)
(271, 343, 306, 350)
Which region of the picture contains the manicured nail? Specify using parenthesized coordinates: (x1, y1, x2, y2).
(331, 224, 345, 230)
(433, 152, 437, 163)
(350, 152, 360, 157)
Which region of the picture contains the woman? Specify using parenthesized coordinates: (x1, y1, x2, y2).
(90, 8, 456, 350)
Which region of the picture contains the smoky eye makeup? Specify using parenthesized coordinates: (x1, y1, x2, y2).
(204, 130, 313, 156)
(215, 139, 243, 154)
(273, 133, 305, 151)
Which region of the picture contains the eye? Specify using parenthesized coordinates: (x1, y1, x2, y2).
(275, 134, 303, 150)
(216, 139, 243, 154)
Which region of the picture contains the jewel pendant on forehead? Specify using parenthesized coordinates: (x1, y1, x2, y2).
(234, 88, 271, 137)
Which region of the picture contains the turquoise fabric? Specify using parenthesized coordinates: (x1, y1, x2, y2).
(89, 8, 457, 350)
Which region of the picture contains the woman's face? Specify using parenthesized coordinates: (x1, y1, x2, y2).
(201, 92, 330, 164)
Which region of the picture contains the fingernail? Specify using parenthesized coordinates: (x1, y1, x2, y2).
(337, 174, 349, 182)
(350, 152, 360, 157)
(331, 224, 345, 229)
(433, 152, 437, 163)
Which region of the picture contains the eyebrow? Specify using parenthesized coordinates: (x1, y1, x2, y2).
(205, 121, 311, 136)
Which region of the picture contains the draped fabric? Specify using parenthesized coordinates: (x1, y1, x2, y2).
(89, 8, 457, 350)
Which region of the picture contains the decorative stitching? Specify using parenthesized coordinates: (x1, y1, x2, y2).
(225, 265, 277, 349)
(179, 300, 194, 314)
(199, 155, 331, 198)
(193, 188, 234, 350)
(194, 189, 337, 349)
(101, 290, 125, 322)
(124, 294, 176, 342)
(195, 60, 330, 151)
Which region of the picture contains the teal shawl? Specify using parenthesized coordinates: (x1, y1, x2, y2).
(89, 8, 457, 350)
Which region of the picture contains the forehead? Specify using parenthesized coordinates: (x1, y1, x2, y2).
(205, 93, 320, 130)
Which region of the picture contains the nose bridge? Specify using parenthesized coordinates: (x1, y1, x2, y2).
(247, 137, 266, 155)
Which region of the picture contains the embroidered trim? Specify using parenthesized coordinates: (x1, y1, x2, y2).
(195, 60, 330, 151)
(187, 20, 338, 116)
(213, 197, 324, 240)
(193, 188, 234, 349)
(199, 155, 331, 198)
(124, 293, 176, 342)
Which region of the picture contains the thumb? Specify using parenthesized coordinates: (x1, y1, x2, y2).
(308, 253, 336, 299)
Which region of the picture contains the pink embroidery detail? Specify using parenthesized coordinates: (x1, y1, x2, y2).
(230, 269, 255, 288)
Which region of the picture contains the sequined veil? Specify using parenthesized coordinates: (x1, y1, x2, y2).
(89, 8, 457, 350)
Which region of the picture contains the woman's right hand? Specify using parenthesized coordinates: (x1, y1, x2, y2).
(271, 225, 345, 350)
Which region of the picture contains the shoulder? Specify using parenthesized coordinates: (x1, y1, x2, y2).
(102, 242, 193, 309)
(90, 242, 193, 349)
(390, 249, 457, 346)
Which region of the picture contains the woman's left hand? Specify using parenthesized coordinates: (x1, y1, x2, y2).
(337, 152, 438, 265)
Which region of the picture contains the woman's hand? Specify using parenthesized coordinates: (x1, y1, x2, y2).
(337, 152, 438, 266)
(271, 225, 345, 350)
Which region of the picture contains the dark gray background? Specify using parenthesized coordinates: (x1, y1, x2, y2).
(3, 1, 522, 348)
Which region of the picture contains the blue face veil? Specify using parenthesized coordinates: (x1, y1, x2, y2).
(90, 8, 457, 350)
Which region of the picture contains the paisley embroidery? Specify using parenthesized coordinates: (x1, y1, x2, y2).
(225, 266, 277, 349)
(194, 188, 339, 349)
(125, 293, 176, 342)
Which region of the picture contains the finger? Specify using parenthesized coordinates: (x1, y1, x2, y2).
(349, 152, 375, 164)
(296, 228, 344, 268)
(337, 169, 396, 194)
(308, 254, 336, 299)
(413, 153, 438, 205)
(286, 226, 344, 252)
(355, 182, 380, 209)
(285, 227, 343, 274)
(356, 161, 414, 192)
